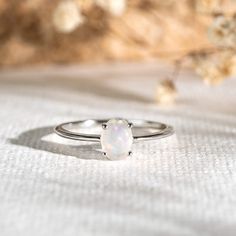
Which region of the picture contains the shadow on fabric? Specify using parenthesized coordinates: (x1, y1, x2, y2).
(9, 126, 107, 161)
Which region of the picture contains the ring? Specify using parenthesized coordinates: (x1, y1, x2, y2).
(54, 118, 174, 160)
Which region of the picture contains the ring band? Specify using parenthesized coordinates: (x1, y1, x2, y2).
(55, 118, 174, 160)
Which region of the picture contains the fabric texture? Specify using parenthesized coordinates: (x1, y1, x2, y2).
(0, 63, 235, 236)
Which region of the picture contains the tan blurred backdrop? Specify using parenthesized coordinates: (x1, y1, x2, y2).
(0, 0, 235, 68)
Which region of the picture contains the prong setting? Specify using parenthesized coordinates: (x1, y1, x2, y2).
(128, 123, 133, 128)
(102, 123, 107, 130)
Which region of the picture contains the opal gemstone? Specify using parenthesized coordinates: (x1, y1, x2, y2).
(101, 119, 133, 160)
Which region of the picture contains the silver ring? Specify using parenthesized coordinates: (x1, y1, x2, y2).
(55, 118, 174, 160)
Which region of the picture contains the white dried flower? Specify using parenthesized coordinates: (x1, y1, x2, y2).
(208, 15, 236, 48)
(53, 0, 84, 33)
(196, 0, 220, 13)
(156, 79, 177, 105)
(195, 53, 236, 85)
(228, 55, 236, 75)
(95, 0, 126, 16)
(220, 53, 236, 77)
(196, 62, 225, 85)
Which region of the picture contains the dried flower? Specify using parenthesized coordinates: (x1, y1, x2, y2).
(195, 0, 221, 13)
(196, 62, 225, 85)
(227, 54, 236, 75)
(208, 15, 236, 48)
(195, 52, 236, 85)
(95, 0, 126, 16)
(156, 79, 177, 105)
(76, 0, 94, 9)
(53, 0, 84, 33)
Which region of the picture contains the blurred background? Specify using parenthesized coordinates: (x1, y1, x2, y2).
(0, 0, 236, 103)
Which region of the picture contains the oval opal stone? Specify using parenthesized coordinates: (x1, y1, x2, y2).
(101, 119, 133, 160)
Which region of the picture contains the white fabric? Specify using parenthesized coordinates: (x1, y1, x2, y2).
(0, 63, 235, 236)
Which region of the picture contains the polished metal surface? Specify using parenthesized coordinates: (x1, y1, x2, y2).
(55, 119, 174, 142)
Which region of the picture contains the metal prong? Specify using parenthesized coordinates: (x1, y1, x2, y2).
(128, 151, 133, 156)
(128, 123, 133, 128)
(102, 123, 107, 130)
